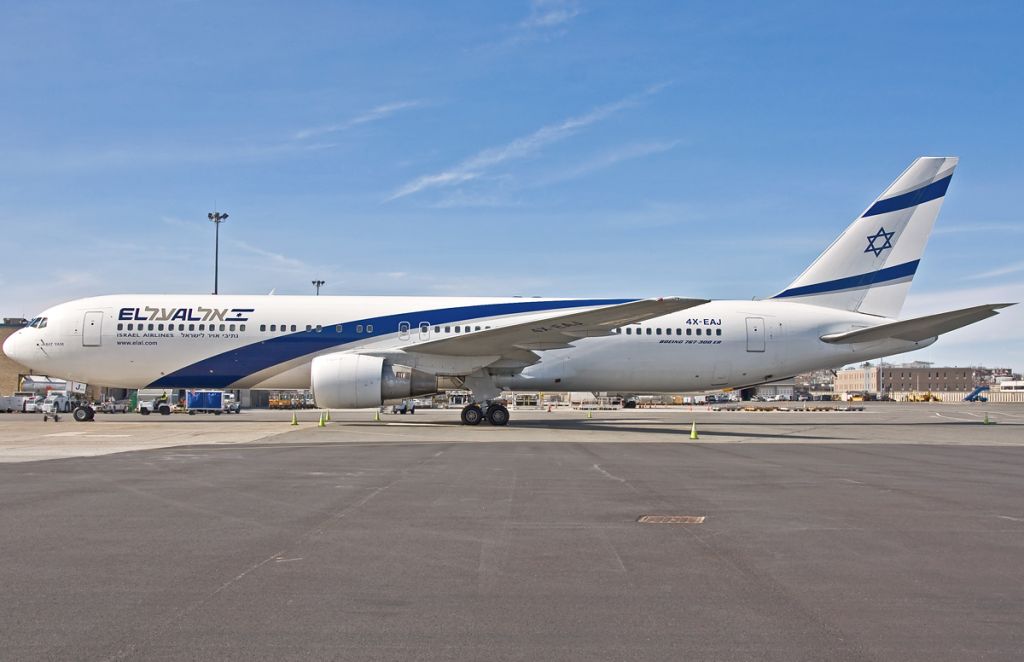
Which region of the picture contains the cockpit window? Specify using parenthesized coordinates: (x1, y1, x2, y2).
(37, 318, 47, 329)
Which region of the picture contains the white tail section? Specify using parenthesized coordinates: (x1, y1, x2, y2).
(773, 157, 958, 318)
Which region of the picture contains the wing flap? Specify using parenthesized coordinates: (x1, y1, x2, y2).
(406, 297, 708, 357)
(820, 303, 1014, 344)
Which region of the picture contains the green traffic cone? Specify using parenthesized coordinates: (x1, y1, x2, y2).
(690, 421, 699, 440)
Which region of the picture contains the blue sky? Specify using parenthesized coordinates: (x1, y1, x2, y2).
(2, 1, 1022, 369)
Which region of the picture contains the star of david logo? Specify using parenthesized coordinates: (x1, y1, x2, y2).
(864, 227, 895, 257)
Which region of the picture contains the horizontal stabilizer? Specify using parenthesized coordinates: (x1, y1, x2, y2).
(820, 303, 1014, 344)
(407, 297, 708, 357)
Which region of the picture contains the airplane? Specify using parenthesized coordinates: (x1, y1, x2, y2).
(3, 156, 1013, 425)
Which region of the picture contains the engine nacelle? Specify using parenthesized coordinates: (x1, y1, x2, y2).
(311, 353, 439, 409)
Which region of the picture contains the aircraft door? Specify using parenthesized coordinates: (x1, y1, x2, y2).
(83, 311, 103, 347)
(745, 317, 765, 352)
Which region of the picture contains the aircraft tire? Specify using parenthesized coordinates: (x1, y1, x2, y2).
(461, 404, 483, 426)
(486, 404, 509, 426)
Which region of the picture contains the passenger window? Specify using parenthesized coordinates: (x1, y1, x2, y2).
(646, 328, 652, 335)
(126, 323, 133, 331)
(696, 328, 701, 335)
(315, 325, 322, 333)
(455, 326, 461, 333)
(336, 325, 342, 333)
(219, 324, 225, 331)
(260, 324, 266, 332)
(189, 324, 195, 331)
(434, 326, 440, 334)
(240, 325, 246, 332)
(676, 328, 682, 335)
(625, 328, 632, 335)
(716, 329, 722, 336)
(366, 324, 373, 333)
(356, 324, 363, 333)
(686, 328, 692, 335)
(270, 325, 277, 332)
(475, 326, 481, 331)
(229, 324, 236, 332)
(199, 324, 205, 331)
(179, 324, 185, 331)
(117, 323, 123, 331)
(420, 323, 429, 334)
(291, 325, 297, 332)
(656, 328, 662, 335)
(705, 328, 711, 336)
(445, 326, 451, 333)
(306, 325, 312, 332)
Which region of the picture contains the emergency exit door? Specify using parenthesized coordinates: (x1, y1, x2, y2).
(745, 317, 765, 352)
(82, 311, 103, 347)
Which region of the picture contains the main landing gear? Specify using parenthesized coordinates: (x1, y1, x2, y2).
(72, 405, 95, 422)
(460, 402, 510, 426)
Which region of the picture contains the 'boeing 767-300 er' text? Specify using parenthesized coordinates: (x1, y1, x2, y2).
(4, 157, 1013, 425)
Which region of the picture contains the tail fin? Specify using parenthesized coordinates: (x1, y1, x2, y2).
(772, 157, 958, 318)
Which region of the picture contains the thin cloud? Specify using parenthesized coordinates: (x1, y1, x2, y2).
(229, 240, 309, 272)
(389, 84, 668, 200)
(967, 261, 1024, 280)
(294, 100, 424, 140)
(535, 140, 681, 186)
(934, 222, 1023, 235)
(519, 0, 581, 30)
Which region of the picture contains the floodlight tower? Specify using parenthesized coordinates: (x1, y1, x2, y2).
(312, 279, 325, 296)
(208, 211, 229, 294)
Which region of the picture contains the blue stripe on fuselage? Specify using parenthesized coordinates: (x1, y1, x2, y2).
(147, 298, 636, 388)
(772, 260, 919, 299)
(862, 174, 951, 217)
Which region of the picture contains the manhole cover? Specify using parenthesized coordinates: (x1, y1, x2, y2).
(637, 515, 705, 524)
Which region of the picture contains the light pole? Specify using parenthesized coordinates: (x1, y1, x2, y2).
(312, 279, 325, 296)
(208, 212, 229, 294)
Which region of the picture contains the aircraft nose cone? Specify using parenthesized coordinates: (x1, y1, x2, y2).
(2, 330, 26, 365)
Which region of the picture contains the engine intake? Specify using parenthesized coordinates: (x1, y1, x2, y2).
(311, 353, 438, 409)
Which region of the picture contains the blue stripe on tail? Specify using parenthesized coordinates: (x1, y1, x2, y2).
(862, 175, 952, 217)
(772, 260, 920, 299)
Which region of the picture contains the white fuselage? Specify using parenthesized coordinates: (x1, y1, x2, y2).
(3, 294, 935, 395)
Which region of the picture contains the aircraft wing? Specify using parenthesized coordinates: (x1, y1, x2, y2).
(405, 297, 708, 358)
(820, 303, 1014, 344)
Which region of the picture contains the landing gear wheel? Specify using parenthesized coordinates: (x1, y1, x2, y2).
(461, 404, 483, 426)
(72, 406, 94, 422)
(485, 404, 509, 426)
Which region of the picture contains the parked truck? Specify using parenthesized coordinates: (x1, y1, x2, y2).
(0, 395, 29, 413)
(185, 390, 241, 415)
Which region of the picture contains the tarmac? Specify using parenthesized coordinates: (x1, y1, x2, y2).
(1, 404, 1022, 660)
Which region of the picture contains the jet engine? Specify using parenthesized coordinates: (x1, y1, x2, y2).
(311, 353, 439, 409)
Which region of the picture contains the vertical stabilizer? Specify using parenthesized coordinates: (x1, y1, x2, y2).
(772, 157, 957, 318)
